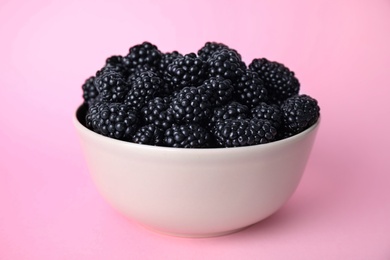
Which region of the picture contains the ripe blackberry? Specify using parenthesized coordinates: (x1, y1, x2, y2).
(249, 58, 300, 104)
(123, 41, 162, 73)
(251, 102, 282, 129)
(164, 124, 211, 148)
(213, 118, 277, 147)
(124, 71, 163, 111)
(82, 76, 99, 104)
(165, 53, 207, 90)
(129, 64, 159, 77)
(158, 51, 183, 75)
(208, 101, 249, 128)
(235, 70, 268, 108)
(281, 94, 320, 134)
(170, 86, 212, 124)
(197, 42, 240, 61)
(94, 71, 130, 102)
(140, 96, 174, 130)
(85, 102, 139, 141)
(132, 124, 163, 146)
(207, 49, 246, 83)
(104, 55, 130, 77)
(201, 77, 234, 106)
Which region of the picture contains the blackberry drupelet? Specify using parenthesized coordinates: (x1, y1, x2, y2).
(123, 41, 162, 73)
(197, 42, 240, 61)
(164, 124, 211, 148)
(124, 70, 163, 111)
(85, 102, 139, 141)
(82, 76, 99, 104)
(249, 58, 300, 104)
(165, 53, 207, 90)
(201, 77, 234, 106)
(132, 124, 163, 146)
(235, 70, 268, 108)
(281, 94, 320, 134)
(207, 49, 246, 83)
(208, 101, 249, 128)
(94, 71, 130, 103)
(169, 86, 212, 124)
(213, 118, 277, 147)
(140, 96, 174, 130)
(251, 102, 282, 129)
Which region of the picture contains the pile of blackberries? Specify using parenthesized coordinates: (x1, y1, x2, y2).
(81, 42, 320, 148)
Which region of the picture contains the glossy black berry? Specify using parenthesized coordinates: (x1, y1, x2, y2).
(123, 41, 162, 73)
(197, 42, 240, 61)
(140, 96, 174, 130)
(129, 64, 160, 80)
(124, 71, 163, 111)
(170, 86, 212, 124)
(165, 53, 207, 90)
(207, 49, 246, 83)
(132, 124, 163, 146)
(94, 71, 130, 103)
(164, 124, 211, 148)
(208, 101, 249, 128)
(104, 55, 130, 77)
(281, 94, 320, 134)
(235, 70, 268, 108)
(213, 118, 277, 147)
(85, 102, 139, 141)
(82, 76, 99, 104)
(201, 77, 234, 106)
(251, 102, 282, 129)
(158, 51, 183, 75)
(249, 58, 300, 104)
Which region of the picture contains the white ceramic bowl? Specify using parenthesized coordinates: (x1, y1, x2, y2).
(74, 104, 320, 238)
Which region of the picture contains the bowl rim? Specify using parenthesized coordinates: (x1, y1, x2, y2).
(73, 103, 320, 153)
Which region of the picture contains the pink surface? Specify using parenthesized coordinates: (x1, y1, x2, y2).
(1, 0, 390, 259)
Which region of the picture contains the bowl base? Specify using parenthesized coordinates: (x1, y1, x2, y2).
(143, 225, 252, 238)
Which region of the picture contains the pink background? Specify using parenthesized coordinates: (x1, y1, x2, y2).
(1, 0, 390, 259)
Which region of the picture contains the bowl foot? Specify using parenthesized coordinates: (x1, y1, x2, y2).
(143, 225, 252, 238)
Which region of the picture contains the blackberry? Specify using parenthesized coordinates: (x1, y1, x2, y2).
(158, 51, 183, 75)
(251, 102, 282, 129)
(164, 124, 211, 148)
(165, 53, 207, 90)
(249, 58, 300, 104)
(82, 76, 99, 104)
(201, 77, 234, 106)
(123, 41, 162, 73)
(94, 71, 130, 102)
(104, 55, 129, 77)
(197, 42, 240, 61)
(85, 102, 139, 141)
(208, 101, 249, 128)
(124, 71, 163, 111)
(129, 64, 160, 79)
(213, 118, 277, 147)
(132, 124, 163, 146)
(140, 96, 174, 130)
(207, 49, 246, 83)
(170, 86, 212, 124)
(281, 94, 320, 134)
(235, 70, 268, 108)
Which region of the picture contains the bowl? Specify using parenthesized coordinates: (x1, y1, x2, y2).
(73, 103, 320, 238)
